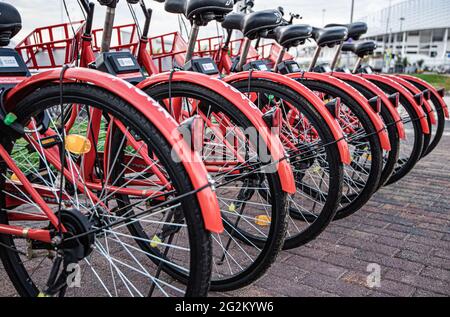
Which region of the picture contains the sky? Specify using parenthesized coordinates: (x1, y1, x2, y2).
(4, 0, 405, 43)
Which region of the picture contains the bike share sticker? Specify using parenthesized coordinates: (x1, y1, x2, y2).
(255, 63, 269, 71)
(0, 56, 19, 68)
(202, 63, 216, 72)
(117, 57, 135, 67)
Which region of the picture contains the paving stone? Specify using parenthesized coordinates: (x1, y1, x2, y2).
(283, 254, 348, 279)
(301, 272, 371, 297)
(420, 266, 450, 282)
(385, 269, 450, 295)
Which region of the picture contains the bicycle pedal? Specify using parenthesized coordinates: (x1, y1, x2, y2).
(37, 135, 62, 149)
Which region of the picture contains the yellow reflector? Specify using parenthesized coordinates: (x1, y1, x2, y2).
(313, 166, 321, 173)
(228, 203, 236, 213)
(255, 215, 271, 227)
(10, 173, 20, 182)
(37, 292, 50, 297)
(150, 235, 162, 248)
(65, 134, 91, 155)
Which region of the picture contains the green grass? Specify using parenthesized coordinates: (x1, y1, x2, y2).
(410, 74, 450, 92)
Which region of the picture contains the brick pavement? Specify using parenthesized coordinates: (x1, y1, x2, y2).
(219, 116, 450, 297)
(0, 117, 449, 297)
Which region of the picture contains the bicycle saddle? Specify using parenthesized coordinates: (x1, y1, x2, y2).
(312, 26, 348, 48)
(222, 12, 246, 30)
(273, 24, 313, 48)
(0, 2, 22, 46)
(224, 9, 285, 40)
(341, 42, 356, 53)
(165, 0, 233, 20)
(326, 22, 368, 41)
(354, 41, 377, 58)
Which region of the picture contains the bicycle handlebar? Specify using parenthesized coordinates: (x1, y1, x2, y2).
(142, 8, 153, 38)
(84, 2, 96, 35)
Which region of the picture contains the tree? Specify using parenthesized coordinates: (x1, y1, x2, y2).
(402, 57, 409, 68)
(417, 59, 425, 69)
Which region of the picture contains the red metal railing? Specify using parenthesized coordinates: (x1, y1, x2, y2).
(15, 21, 85, 70)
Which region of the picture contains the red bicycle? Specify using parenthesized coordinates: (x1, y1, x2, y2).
(17, 0, 299, 292)
(1, 1, 224, 297)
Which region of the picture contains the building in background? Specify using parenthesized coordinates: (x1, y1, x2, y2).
(359, 0, 450, 71)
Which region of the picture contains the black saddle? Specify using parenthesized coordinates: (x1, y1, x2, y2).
(341, 43, 356, 53)
(222, 12, 246, 30)
(273, 24, 312, 48)
(165, 0, 233, 20)
(0, 2, 22, 46)
(326, 22, 368, 41)
(312, 26, 348, 48)
(355, 41, 377, 57)
(222, 9, 284, 39)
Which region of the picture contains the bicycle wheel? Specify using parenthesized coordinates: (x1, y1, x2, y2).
(368, 81, 426, 185)
(344, 81, 400, 188)
(143, 82, 287, 291)
(230, 79, 343, 250)
(297, 79, 383, 220)
(0, 83, 211, 297)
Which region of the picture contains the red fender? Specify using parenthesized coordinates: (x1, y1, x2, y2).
(331, 72, 406, 140)
(287, 72, 391, 151)
(5, 67, 224, 233)
(361, 74, 430, 134)
(397, 74, 449, 119)
(137, 71, 296, 194)
(223, 71, 351, 164)
(388, 75, 436, 125)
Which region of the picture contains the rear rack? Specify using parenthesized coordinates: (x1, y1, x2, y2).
(15, 21, 85, 70)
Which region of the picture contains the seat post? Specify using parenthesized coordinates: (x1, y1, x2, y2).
(273, 47, 287, 72)
(352, 57, 363, 74)
(236, 38, 251, 71)
(101, 4, 117, 53)
(330, 42, 344, 70)
(308, 46, 322, 71)
(185, 22, 201, 64)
